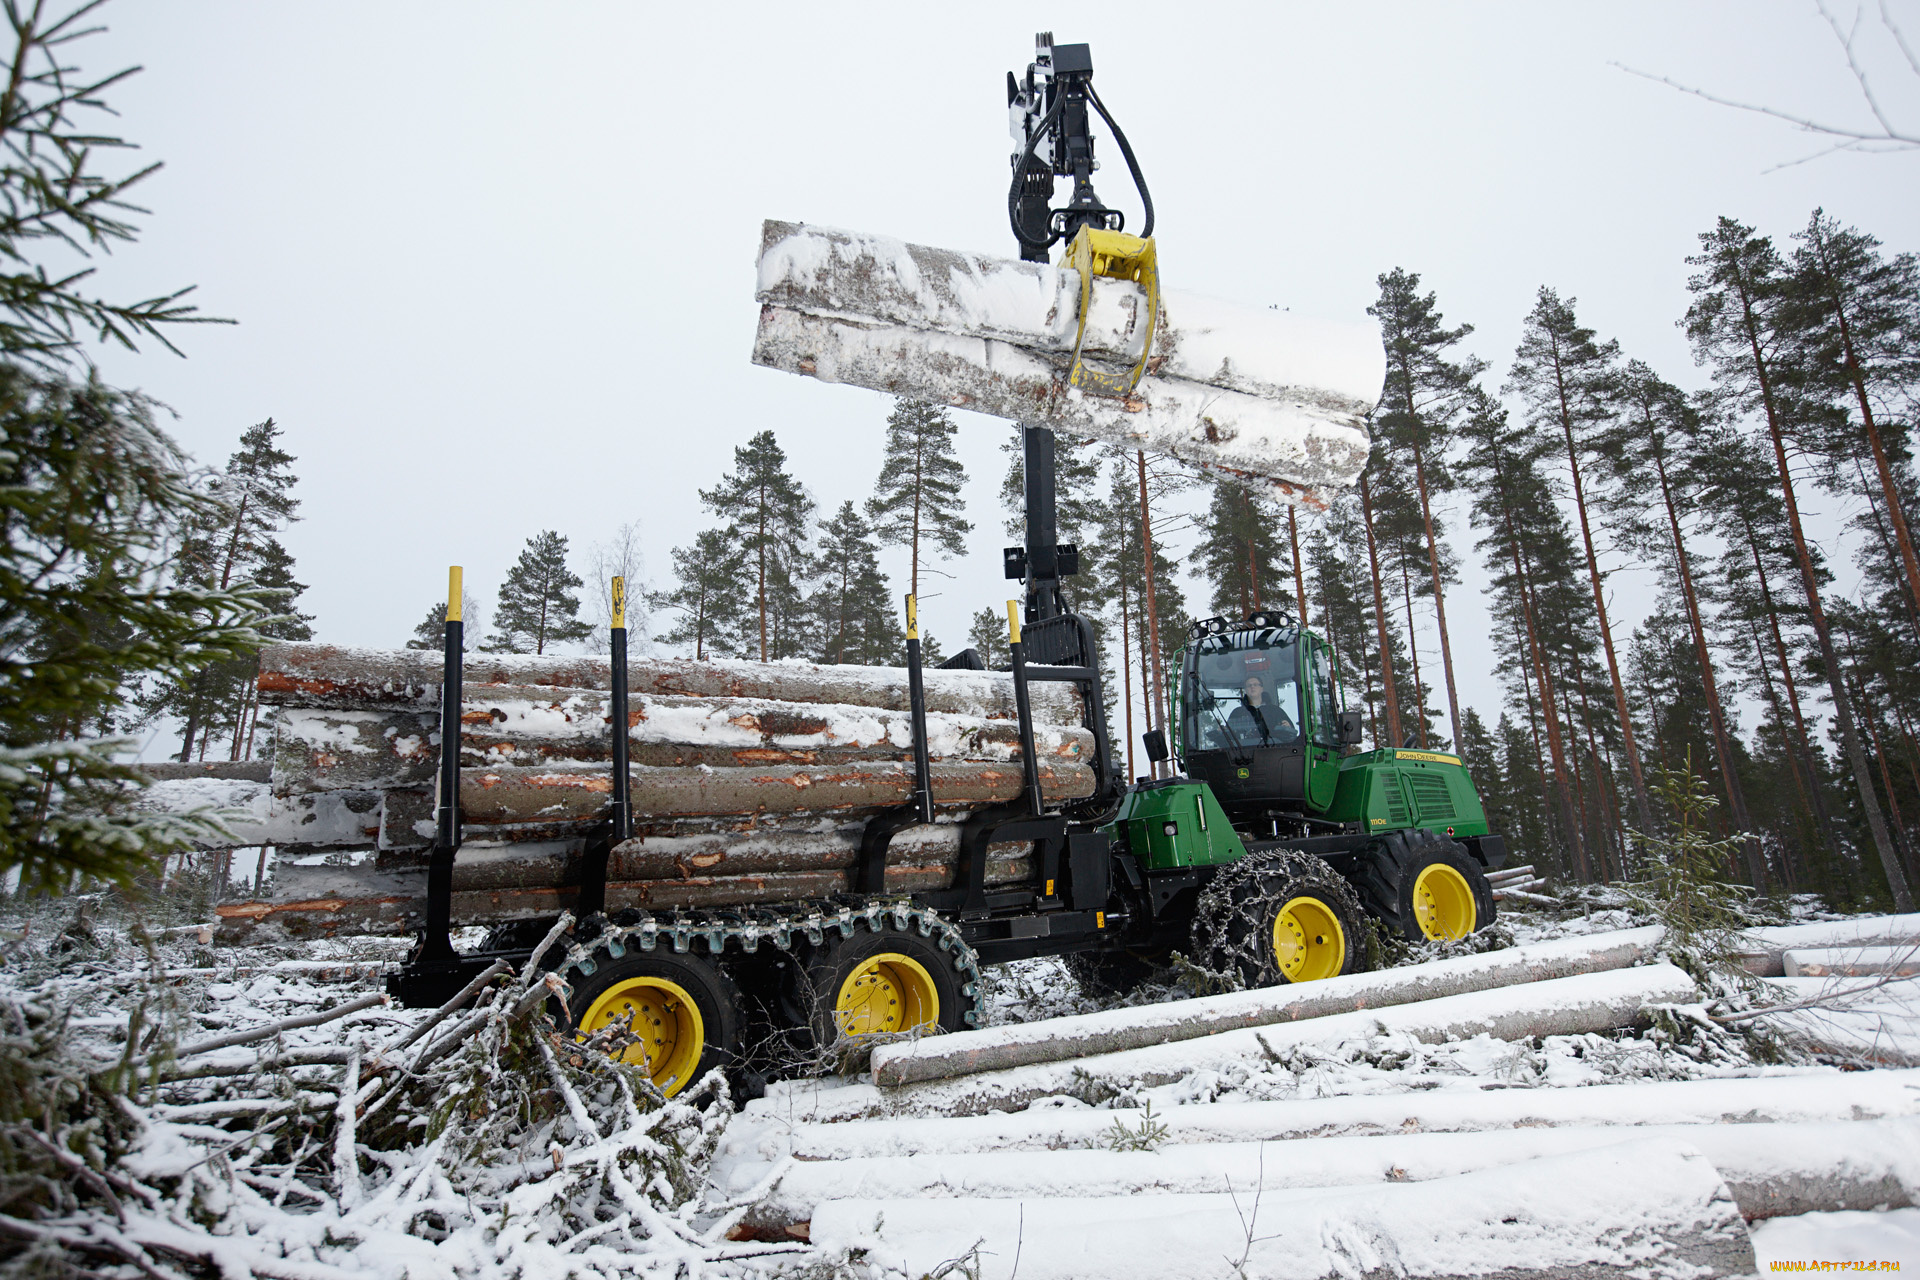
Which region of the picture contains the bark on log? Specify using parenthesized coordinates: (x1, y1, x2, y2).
(772, 964, 1701, 1121)
(136, 760, 273, 783)
(803, 1139, 1754, 1280)
(213, 850, 1038, 938)
(455, 759, 1093, 825)
(741, 1118, 1919, 1231)
(270, 699, 1091, 796)
(871, 926, 1664, 1086)
(256, 642, 1083, 721)
(764, 1066, 1920, 1158)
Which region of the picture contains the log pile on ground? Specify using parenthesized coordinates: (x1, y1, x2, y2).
(713, 914, 1920, 1277)
(136, 642, 1100, 937)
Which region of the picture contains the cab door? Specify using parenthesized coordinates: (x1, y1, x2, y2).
(1303, 638, 1341, 812)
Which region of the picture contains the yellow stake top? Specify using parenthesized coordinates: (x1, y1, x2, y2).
(1006, 600, 1021, 646)
(905, 594, 918, 641)
(611, 576, 626, 630)
(445, 567, 463, 622)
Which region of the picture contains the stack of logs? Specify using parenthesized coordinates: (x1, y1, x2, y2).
(209, 643, 1097, 935)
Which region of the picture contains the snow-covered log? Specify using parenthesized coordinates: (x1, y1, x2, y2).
(271, 698, 1091, 793)
(805, 1138, 1755, 1280)
(215, 837, 1038, 937)
(1782, 945, 1920, 977)
(773, 963, 1699, 1120)
(739, 1118, 1919, 1230)
(752, 221, 1383, 500)
(130, 777, 381, 850)
(1734, 915, 1920, 975)
(257, 642, 1082, 721)
(871, 926, 1663, 1086)
(754, 1067, 1920, 1160)
(453, 759, 1092, 824)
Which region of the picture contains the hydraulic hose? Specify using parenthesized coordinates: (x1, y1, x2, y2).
(1085, 81, 1154, 238)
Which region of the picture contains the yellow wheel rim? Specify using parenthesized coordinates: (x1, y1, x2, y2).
(1412, 863, 1477, 940)
(1272, 896, 1346, 983)
(833, 952, 939, 1037)
(579, 976, 705, 1097)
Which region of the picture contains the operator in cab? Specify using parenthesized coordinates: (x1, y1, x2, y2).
(1228, 674, 1298, 747)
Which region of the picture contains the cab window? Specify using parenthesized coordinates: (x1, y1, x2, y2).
(1309, 642, 1340, 747)
(1183, 630, 1302, 751)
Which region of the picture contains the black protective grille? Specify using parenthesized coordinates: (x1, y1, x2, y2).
(1408, 771, 1455, 822)
(1384, 777, 1410, 824)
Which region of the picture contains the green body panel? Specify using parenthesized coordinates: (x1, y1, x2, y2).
(1323, 749, 1491, 838)
(1103, 781, 1250, 871)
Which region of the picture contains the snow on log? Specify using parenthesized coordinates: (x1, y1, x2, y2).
(752, 221, 1383, 499)
(215, 841, 1038, 938)
(256, 642, 1082, 721)
(805, 1138, 1755, 1280)
(737, 1118, 1919, 1230)
(130, 777, 381, 850)
(1733, 914, 1920, 976)
(270, 698, 1091, 795)
(775, 963, 1699, 1120)
(1781, 945, 1920, 977)
(870, 926, 1663, 1086)
(752, 1068, 1920, 1160)
(454, 759, 1093, 824)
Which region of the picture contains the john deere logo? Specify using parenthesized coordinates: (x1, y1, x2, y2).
(1236, 767, 1250, 779)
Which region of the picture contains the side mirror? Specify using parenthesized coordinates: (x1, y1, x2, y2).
(1142, 729, 1170, 763)
(1337, 710, 1363, 746)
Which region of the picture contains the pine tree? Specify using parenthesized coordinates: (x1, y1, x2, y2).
(867, 398, 972, 601)
(648, 529, 746, 661)
(138, 418, 305, 761)
(1607, 361, 1762, 881)
(1, 2, 263, 889)
(1505, 288, 1657, 838)
(967, 607, 1009, 669)
(1458, 391, 1593, 879)
(1685, 215, 1913, 911)
(811, 501, 898, 665)
(1194, 478, 1288, 619)
(408, 589, 483, 651)
(1369, 268, 1481, 749)
(485, 531, 590, 655)
(701, 430, 813, 661)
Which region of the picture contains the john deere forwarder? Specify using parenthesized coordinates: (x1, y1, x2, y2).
(385, 33, 1507, 1098)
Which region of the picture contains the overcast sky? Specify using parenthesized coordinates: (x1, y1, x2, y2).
(72, 1, 1919, 753)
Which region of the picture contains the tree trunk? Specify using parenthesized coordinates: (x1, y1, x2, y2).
(1547, 343, 1655, 835)
(1398, 559, 1427, 748)
(1815, 228, 1920, 643)
(1747, 622, 1809, 891)
(1652, 441, 1764, 884)
(1357, 470, 1403, 748)
(1411, 441, 1463, 751)
(1137, 451, 1168, 774)
(1501, 509, 1589, 881)
(1732, 272, 1913, 910)
(1288, 506, 1308, 626)
(1119, 574, 1136, 780)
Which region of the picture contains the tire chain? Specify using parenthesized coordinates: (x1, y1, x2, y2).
(547, 898, 986, 1028)
(1188, 849, 1364, 989)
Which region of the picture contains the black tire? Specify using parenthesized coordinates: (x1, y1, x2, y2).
(1356, 829, 1497, 942)
(1190, 851, 1369, 988)
(798, 916, 979, 1048)
(562, 943, 739, 1099)
(1062, 947, 1168, 998)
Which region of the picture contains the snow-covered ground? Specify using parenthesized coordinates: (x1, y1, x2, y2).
(4, 892, 1918, 1278)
